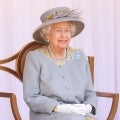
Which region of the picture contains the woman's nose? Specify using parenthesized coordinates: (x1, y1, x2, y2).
(61, 31, 66, 37)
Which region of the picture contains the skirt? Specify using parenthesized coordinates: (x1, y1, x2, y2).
(30, 112, 97, 120)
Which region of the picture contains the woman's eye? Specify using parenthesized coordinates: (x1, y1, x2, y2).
(56, 29, 61, 32)
(65, 29, 70, 32)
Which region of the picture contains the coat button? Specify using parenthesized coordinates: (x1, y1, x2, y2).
(62, 76, 67, 79)
(65, 86, 69, 90)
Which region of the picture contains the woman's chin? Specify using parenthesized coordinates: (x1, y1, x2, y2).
(58, 43, 69, 49)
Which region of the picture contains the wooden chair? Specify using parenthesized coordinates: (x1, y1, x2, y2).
(0, 41, 119, 120)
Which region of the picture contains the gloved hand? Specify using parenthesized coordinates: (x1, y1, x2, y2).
(55, 104, 86, 115)
(73, 104, 92, 114)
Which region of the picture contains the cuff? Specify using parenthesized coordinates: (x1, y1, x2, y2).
(91, 105, 96, 115)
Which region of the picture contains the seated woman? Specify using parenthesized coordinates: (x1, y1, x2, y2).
(23, 7, 97, 120)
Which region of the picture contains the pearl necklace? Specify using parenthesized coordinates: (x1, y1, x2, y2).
(47, 46, 67, 66)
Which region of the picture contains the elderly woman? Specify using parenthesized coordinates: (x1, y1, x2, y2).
(23, 7, 97, 120)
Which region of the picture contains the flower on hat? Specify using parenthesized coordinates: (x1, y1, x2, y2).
(45, 9, 81, 22)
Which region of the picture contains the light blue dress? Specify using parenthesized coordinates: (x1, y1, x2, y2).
(23, 46, 97, 120)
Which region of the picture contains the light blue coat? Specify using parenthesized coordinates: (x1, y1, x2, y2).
(23, 46, 97, 120)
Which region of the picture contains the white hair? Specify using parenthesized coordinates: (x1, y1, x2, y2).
(39, 22, 76, 42)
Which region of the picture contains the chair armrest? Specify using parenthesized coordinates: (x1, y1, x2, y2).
(0, 92, 22, 120)
(96, 92, 119, 120)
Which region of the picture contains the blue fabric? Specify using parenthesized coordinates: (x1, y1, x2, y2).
(23, 47, 97, 120)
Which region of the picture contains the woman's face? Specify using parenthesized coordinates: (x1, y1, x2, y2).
(46, 21, 72, 49)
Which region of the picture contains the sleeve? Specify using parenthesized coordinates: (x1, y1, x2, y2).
(80, 51, 97, 113)
(23, 51, 60, 114)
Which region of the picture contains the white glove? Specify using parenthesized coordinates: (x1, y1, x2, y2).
(73, 104, 92, 114)
(55, 104, 86, 115)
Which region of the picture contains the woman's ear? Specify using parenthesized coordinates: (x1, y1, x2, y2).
(45, 33, 50, 40)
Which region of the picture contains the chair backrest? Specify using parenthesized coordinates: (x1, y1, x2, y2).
(16, 41, 95, 82)
(0, 41, 92, 84)
(0, 41, 119, 120)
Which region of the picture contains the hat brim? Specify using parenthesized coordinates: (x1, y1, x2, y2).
(33, 17, 84, 44)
